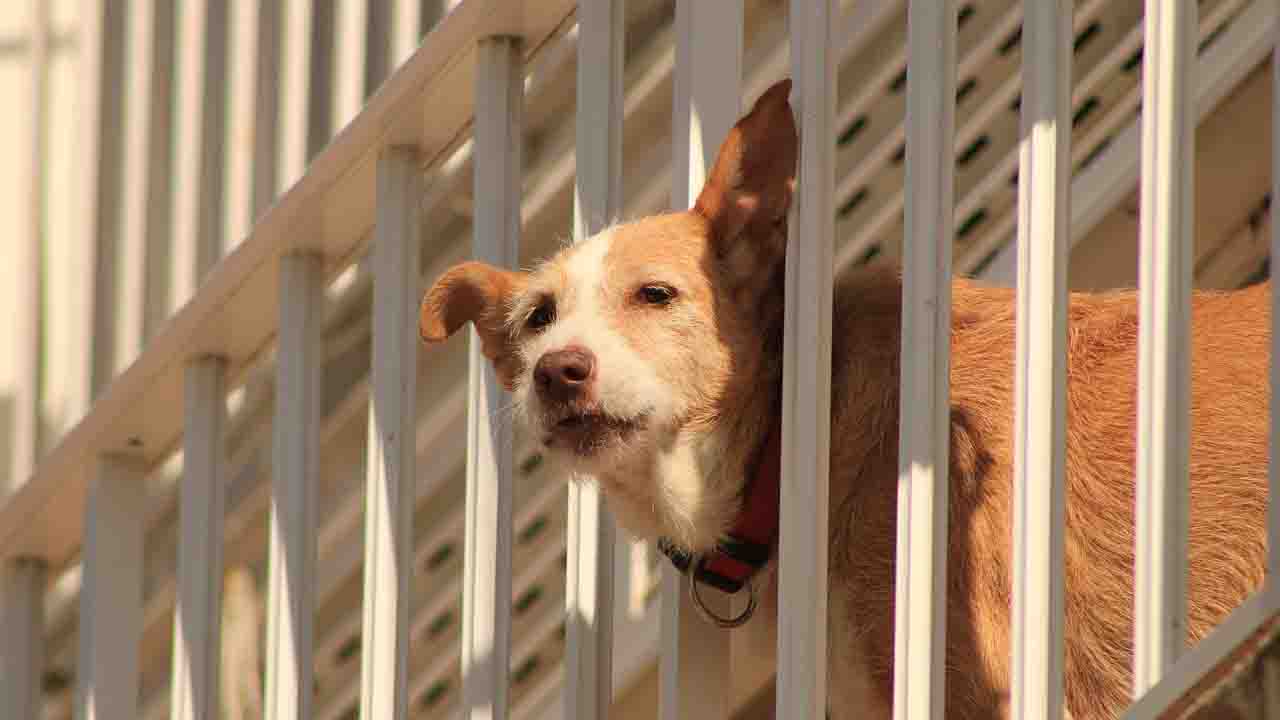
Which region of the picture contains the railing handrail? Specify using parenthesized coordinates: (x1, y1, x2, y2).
(0, 0, 577, 571)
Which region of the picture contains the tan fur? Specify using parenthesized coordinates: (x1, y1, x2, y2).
(420, 80, 1270, 718)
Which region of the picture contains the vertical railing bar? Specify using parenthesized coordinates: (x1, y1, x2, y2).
(265, 254, 324, 720)
(1, 558, 46, 719)
(333, 0, 369, 131)
(119, 0, 175, 363)
(77, 0, 126, 409)
(170, 0, 229, 312)
(461, 36, 522, 720)
(894, 2, 957, 719)
(1269, 10, 1280, 598)
(225, 0, 265, 250)
(75, 455, 147, 720)
(252, 1, 283, 219)
(1133, 0, 1197, 697)
(1010, 2, 1072, 718)
(392, 0, 424, 69)
(566, 2, 623, 717)
(659, 2, 741, 718)
(2, 6, 51, 710)
(277, 0, 315, 192)
(170, 357, 229, 720)
(777, 1, 836, 719)
(9, 0, 48, 497)
(358, 147, 422, 720)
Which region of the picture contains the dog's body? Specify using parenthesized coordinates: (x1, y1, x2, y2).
(420, 80, 1271, 718)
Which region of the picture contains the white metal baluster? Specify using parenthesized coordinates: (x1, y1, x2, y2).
(333, 0, 369, 130)
(895, 2, 957, 719)
(2, 6, 51, 709)
(278, 0, 315, 192)
(171, 0, 228, 312)
(76, 456, 147, 720)
(1269, 6, 1280, 598)
(225, 0, 269, 248)
(461, 35, 522, 720)
(659, 2, 741, 718)
(358, 147, 421, 720)
(76, 0, 126, 408)
(1011, 2, 1071, 718)
(118, 0, 173, 370)
(171, 357, 229, 720)
(566, 2, 623, 717)
(778, 2, 836, 719)
(392, 0, 423, 69)
(1133, 0, 1196, 697)
(265, 254, 324, 720)
(1, 558, 46, 719)
(9, 0, 47, 498)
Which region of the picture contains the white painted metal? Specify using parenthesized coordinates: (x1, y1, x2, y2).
(118, 0, 174, 370)
(659, 2, 741, 717)
(1269, 11, 1280, 591)
(265, 254, 324, 720)
(9, 0, 47, 496)
(1010, 3, 1071, 718)
(461, 36, 522, 720)
(776, 1, 836, 719)
(334, 0, 370, 130)
(77, 0, 126, 407)
(171, 357, 229, 720)
(278, 0, 315, 191)
(171, 0, 228, 312)
(393, 0, 424, 68)
(76, 456, 147, 720)
(225, 0, 268, 249)
(894, 2, 957, 719)
(358, 147, 422, 720)
(1133, 0, 1197, 697)
(1, 558, 46, 719)
(566, 2, 623, 717)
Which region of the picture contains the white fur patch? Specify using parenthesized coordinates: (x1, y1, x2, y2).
(513, 229, 678, 433)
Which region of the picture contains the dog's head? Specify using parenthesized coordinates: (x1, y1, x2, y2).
(420, 80, 796, 548)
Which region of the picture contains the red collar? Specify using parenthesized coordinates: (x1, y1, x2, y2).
(657, 423, 782, 594)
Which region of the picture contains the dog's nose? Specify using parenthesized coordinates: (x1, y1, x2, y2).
(534, 346, 596, 401)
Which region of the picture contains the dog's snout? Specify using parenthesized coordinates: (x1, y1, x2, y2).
(534, 346, 596, 401)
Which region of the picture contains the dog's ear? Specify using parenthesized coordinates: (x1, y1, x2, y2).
(693, 78, 797, 273)
(421, 261, 526, 389)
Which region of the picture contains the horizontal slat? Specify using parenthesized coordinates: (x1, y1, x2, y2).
(0, 0, 577, 570)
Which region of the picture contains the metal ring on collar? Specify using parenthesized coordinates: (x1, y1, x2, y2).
(687, 562, 757, 629)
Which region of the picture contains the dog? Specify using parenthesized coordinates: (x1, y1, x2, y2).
(418, 79, 1270, 718)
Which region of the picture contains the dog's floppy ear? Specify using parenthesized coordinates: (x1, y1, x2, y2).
(693, 78, 797, 272)
(421, 261, 526, 389)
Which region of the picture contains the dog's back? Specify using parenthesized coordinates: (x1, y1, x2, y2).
(824, 269, 1270, 718)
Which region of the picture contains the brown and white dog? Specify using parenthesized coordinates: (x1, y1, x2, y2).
(419, 79, 1270, 718)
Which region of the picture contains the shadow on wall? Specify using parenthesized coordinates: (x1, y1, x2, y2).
(221, 563, 264, 720)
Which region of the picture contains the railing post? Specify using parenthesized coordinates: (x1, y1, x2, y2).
(265, 254, 324, 720)
(277, 0, 315, 192)
(460, 35, 523, 720)
(1011, 2, 1072, 718)
(660, 2, 741, 718)
(171, 357, 229, 720)
(566, 2, 623, 717)
(75, 455, 147, 720)
(777, 1, 836, 719)
(1, 557, 46, 719)
(170, 0, 227, 311)
(894, 2, 957, 719)
(358, 147, 422, 720)
(1133, 0, 1197, 697)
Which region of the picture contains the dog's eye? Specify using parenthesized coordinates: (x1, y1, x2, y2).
(637, 285, 676, 305)
(527, 302, 555, 330)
